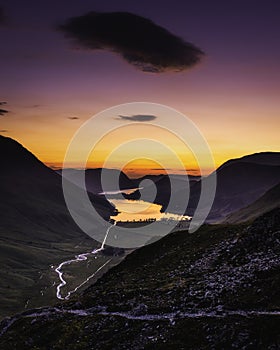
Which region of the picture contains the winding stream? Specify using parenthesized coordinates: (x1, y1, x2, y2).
(55, 222, 116, 300)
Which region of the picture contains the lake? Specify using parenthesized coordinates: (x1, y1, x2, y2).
(109, 198, 191, 223)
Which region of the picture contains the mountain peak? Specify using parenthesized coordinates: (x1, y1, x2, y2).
(0, 135, 48, 173)
(220, 151, 280, 170)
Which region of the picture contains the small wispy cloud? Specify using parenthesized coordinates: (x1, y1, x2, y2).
(68, 116, 80, 120)
(117, 114, 157, 122)
(150, 168, 171, 171)
(22, 104, 43, 109)
(0, 129, 8, 133)
(0, 102, 9, 116)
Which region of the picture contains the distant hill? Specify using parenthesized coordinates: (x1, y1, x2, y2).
(69, 153, 280, 224)
(86, 152, 279, 222)
(225, 182, 280, 223)
(59, 170, 200, 210)
(187, 152, 280, 222)
(0, 136, 116, 318)
(131, 173, 200, 211)
(58, 168, 135, 194)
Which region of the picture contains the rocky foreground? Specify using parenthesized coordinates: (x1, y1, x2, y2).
(0, 209, 279, 349)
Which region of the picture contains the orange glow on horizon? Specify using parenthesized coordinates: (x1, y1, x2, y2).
(45, 162, 203, 178)
(3, 103, 279, 178)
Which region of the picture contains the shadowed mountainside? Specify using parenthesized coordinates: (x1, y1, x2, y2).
(0, 136, 116, 318)
(186, 152, 280, 222)
(225, 181, 280, 223)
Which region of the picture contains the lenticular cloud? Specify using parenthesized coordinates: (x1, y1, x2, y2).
(58, 11, 204, 73)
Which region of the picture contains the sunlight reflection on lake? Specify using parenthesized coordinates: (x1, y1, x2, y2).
(110, 199, 191, 223)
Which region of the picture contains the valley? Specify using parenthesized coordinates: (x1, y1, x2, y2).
(0, 135, 279, 349)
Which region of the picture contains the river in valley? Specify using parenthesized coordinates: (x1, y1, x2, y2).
(54, 188, 190, 300)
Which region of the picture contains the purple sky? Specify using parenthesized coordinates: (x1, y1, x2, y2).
(1, 0, 279, 173)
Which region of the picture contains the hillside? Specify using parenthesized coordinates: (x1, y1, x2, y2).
(225, 182, 280, 223)
(1, 208, 279, 349)
(0, 136, 116, 318)
(132, 174, 199, 211)
(187, 152, 280, 222)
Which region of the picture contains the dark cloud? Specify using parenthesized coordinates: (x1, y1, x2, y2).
(0, 109, 8, 116)
(150, 168, 171, 170)
(0, 129, 8, 133)
(173, 168, 200, 174)
(68, 116, 80, 120)
(58, 11, 204, 73)
(0, 102, 8, 116)
(118, 114, 157, 122)
(117, 114, 157, 122)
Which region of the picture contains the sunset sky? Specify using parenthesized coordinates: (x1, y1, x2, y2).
(1, 0, 279, 176)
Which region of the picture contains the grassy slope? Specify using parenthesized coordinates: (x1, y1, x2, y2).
(0, 190, 102, 319)
(1, 208, 279, 349)
(0, 136, 117, 319)
(225, 182, 280, 223)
